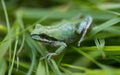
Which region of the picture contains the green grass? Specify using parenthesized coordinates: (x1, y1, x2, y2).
(0, 0, 120, 75)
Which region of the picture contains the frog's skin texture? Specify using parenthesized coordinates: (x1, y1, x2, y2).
(31, 16, 93, 60)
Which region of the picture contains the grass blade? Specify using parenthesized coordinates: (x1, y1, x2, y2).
(0, 59, 7, 75)
(36, 61, 47, 75)
(91, 17, 120, 36)
(49, 59, 62, 75)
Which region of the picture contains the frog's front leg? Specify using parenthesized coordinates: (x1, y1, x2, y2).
(46, 41, 67, 61)
(77, 16, 93, 47)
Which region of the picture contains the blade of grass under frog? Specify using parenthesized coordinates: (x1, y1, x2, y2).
(36, 60, 48, 75)
(49, 59, 62, 75)
(25, 34, 37, 75)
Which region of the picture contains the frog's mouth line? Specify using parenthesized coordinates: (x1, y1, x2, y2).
(31, 33, 58, 43)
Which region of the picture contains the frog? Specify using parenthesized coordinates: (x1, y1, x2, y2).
(31, 16, 93, 61)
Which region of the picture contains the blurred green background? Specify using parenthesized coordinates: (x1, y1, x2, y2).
(0, 0, 120, 75)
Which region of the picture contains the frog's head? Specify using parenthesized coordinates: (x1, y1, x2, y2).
(31, 24, 57, 43)
(31, 24, 48, 42)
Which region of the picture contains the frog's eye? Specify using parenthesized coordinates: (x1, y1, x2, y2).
(35, 24, 42, 29)
(39, 33, 58, 41)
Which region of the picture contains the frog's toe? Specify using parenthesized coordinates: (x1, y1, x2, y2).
(40, 53, 57, 62)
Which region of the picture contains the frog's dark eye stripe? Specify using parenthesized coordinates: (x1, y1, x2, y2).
(39, 33, 58, 41)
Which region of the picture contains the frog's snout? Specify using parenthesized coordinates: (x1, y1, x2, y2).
(31, 34, 36, 37)
(31, 34, 36, 39)
(31, 34, 40, 40)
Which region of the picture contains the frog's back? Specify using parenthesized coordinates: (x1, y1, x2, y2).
(41, 21, 77, 41)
